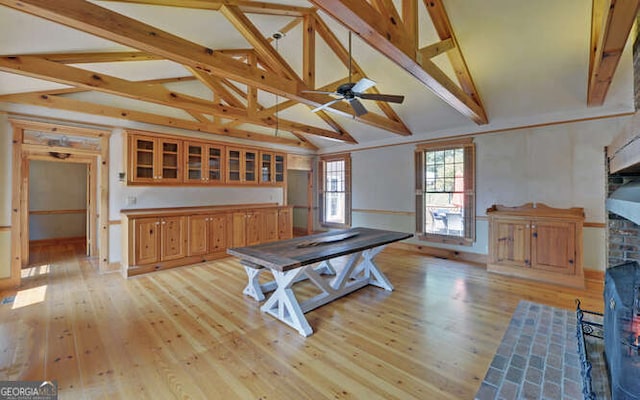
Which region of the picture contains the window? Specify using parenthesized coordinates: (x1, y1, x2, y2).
(319, 154, 351, 228)
(415, 139, 475, 244)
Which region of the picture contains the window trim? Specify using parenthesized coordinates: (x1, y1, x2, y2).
(415, 139, 475, 245)
(319, 153, 351, 229)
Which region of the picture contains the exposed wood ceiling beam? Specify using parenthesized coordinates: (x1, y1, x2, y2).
(0, 0, 299, 97)
(97, 0, 313, 16)
(0, 55, 353, 142)
(186, 67, 246, 109)
(0, 0, 406, 136)
(588, 0, 640, 106)
(220, 5, 299, 80)
(310, 0, 488, 125)
(423, 0, 486, 118)
(418, 39, 454, 60)
(0, 91, 316, 148)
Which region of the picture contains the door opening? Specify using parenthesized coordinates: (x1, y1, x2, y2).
(28, 160, 89, 263)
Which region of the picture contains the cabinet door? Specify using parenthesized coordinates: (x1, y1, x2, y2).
(188, 215, 209, 256)
(232, 212, 246, 247)
(531, 221, 576, 273)
(275, 153, 285, 184)
(207, 145, 224, 183)
(185, 142, 206, 184)
(278, 208, 293, 240)
(492, 218, 530, 268)
(209, 214, 229, 253)
(161, 216, 186, 261)
(261, 209, 278, 243)
(260, 152, 273, 184)
(158, 139, 181, 183)
(244, 150, 258, 183)
(245, 212, 261, 246)
(227, 149, 242, 183)
(130, 135, 156, 183)
(133, 217, 160, 265)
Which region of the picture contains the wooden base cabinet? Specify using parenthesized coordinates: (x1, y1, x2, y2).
(487, 203, 585, 288)
(122, 204, 292, 277)
(132, 216, 186, 265)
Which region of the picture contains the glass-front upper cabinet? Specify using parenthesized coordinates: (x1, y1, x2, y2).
(275, 153, 285, 184)
(129, 133, 182, 184)
(260, 152, 273, 184)
(185, 142, 225, 184)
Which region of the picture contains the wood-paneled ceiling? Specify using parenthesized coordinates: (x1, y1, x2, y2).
(0, 0, 637, 151)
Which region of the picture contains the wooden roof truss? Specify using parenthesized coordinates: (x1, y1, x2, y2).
(0, 0, 490, 147)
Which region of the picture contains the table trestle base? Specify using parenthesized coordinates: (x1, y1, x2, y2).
(260, 246, 392, 336)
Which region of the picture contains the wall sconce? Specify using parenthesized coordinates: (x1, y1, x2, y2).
(118, 172, 126, 183)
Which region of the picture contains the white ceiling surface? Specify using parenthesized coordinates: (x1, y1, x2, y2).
(0, 0, 635, 153)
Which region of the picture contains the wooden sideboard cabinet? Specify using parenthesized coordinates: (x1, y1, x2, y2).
(486, 203, 585, 288)
(122, 204, 293, 277)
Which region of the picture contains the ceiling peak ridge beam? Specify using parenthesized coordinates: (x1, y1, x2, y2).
(0, 91, 316, 149)
(588, 0, 640, 106)
(96, 0, 314, 16)
(0, 55, 352, 142)
(310, 0, 488, 125)
(0, 0, 399, 136)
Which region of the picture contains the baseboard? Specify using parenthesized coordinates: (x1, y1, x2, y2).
(29, 236, 86, 246)
(389, 242, 488, 265)
(103, 262, 122, 274)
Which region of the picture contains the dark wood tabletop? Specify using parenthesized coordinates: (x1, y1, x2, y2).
(227, 227, 413, 272)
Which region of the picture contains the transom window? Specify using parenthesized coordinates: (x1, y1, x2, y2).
(319, 154, 351, 228)
(415, 139, 475, 244)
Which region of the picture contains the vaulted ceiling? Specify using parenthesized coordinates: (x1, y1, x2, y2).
(0, 0, 637, 153)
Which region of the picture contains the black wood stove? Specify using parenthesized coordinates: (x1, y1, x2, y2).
(604, 261, 640, 400)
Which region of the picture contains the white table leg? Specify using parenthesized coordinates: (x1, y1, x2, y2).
(261, 268, 313, 336)
(360, 246, 393, 291)
(243, 265, 265, 301)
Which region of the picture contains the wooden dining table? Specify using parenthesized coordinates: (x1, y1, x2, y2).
(227, 227, 412, 336)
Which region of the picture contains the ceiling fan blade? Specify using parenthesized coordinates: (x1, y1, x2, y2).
(348, 98, 368, 116)
(311, 98, 343, 113)
(351, 78, 376, 93)
(357, 93, 405, 104)
(302, 90, 340, 96)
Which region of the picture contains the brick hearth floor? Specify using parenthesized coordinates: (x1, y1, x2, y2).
(474, 300, 586, 400)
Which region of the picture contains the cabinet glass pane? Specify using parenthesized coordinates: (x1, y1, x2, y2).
(136, 151, 153, 166)
(163, 153, 178, 168)
(137, 139, 154, 150)
(163, 168, 178, 179)
(136, 166, 153, 178)
(208, 147, 221, 182)
(163, 142, 178, 153)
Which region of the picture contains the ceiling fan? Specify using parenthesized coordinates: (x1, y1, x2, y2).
(303, 31, 405, 117)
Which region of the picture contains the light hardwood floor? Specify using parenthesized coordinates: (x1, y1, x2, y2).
(0, 242, 603, 399)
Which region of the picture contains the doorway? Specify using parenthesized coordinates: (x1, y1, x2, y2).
(287, 169, 314, 235)
(9, 119, 110, 289)
(28, 160, 89, 263)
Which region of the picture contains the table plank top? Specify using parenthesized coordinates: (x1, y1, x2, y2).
(227, 227, 413, 272)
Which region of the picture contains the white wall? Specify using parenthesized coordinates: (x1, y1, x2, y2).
(108, 129, 285, 262)
(349, 115, 630, 272)
(29, 160, 87, 240)
(0, 113, 11, 279)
